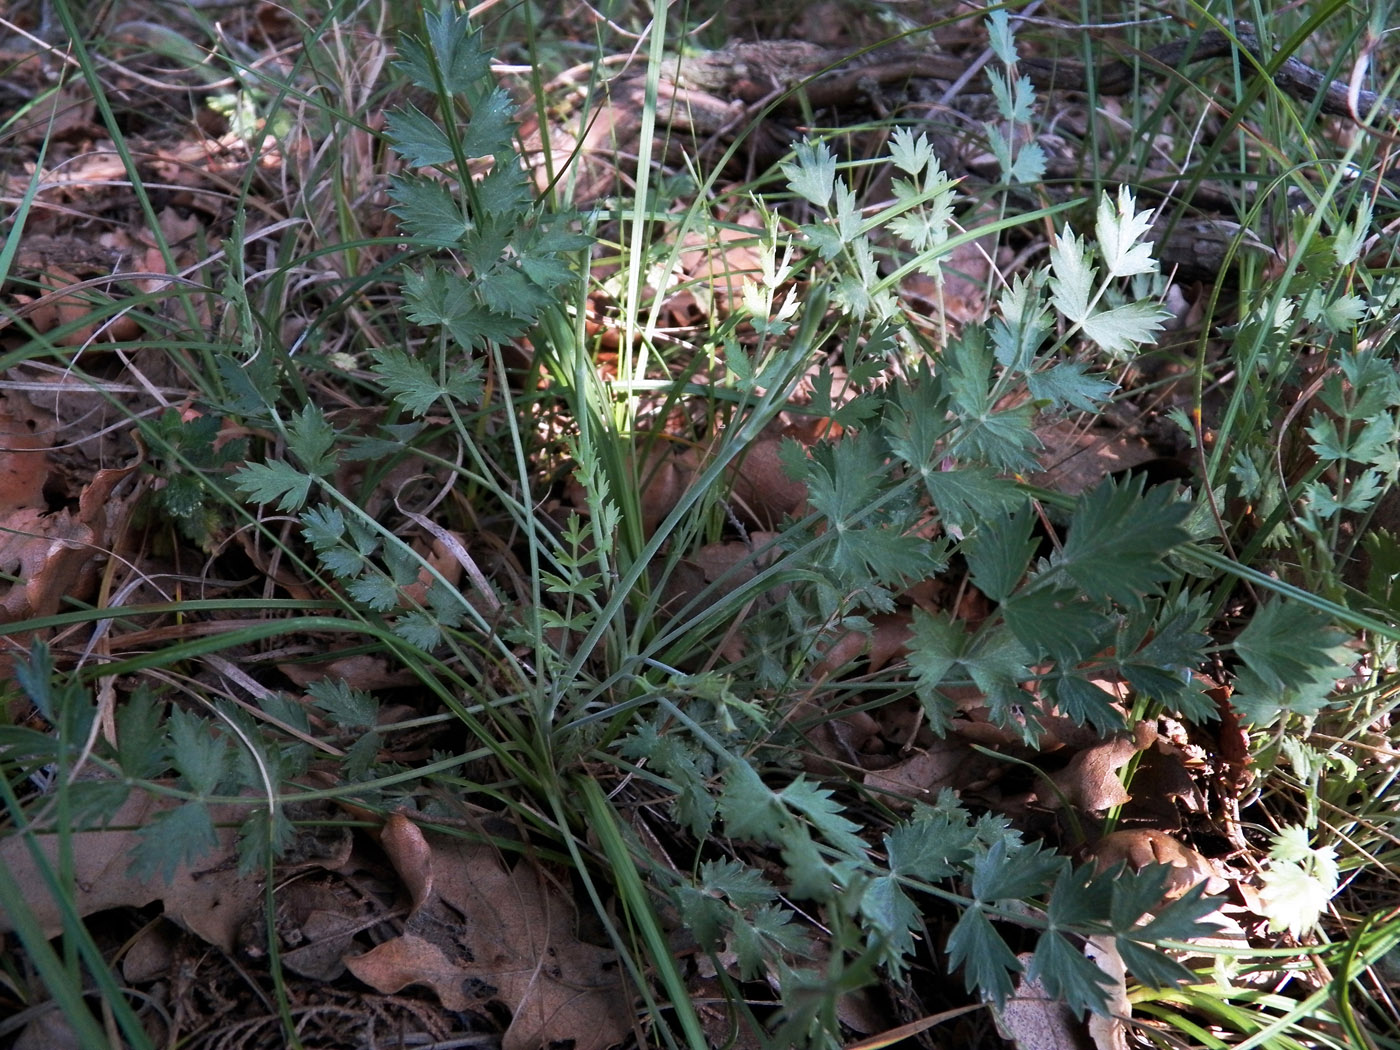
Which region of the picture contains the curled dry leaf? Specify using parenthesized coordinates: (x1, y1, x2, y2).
(1084, 935, 1131, 1050)
(691, 531, 784, 599)
(653, 531, 785, 661)
(793, 698, 882, 774)
(281, 908, 365, 981)
(1119, 735, 1203, 829)
(0, 790, 353, 955)
(812, 611, 913, 678)
(346, 830, 627, 1050)
(1037, 723, 1157, 814)
(380, 811, 434, 915)
(0, 457, 141, 626)
(639, 443, 703, 537)
(1093, 828, 1229, 899)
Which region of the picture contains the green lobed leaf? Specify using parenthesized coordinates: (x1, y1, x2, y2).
(781, 139, 837, 208)
(719, 761, 783, 843)
(1234, 599, 1350, 696)
(1114, 938, 1195, 990)
(622, 724, 717, 837)
(1004, 139, 1047, 185)
(1096, 187, 1158, 279)
(129, 800, 219, 886)
(394, 610, 444, 651)
(342, 731, 382, 779)
(167, 708, 229, 796)
(806, 366, 880, 428)
(306, 679, 378, 729)
(676, 887, 729, 950)
(1115, 602, 1213, 720)
(459, 87, 517, 158)
(1045, 674, 1127, 734)
(158, 474, 205, 519)
(1049, 475, 1190, 609)
(372, 346, 483, 416)
(394, 5, 492, 94)
(779, 829, 842, 900)
(698, 858, 774, 908)
(1125, 880, 1223, 943)
(731, 902, 811, 979)
(14, 640, 56, 722)
(386, 104, 457, 167)
(985, 9, 1018, 65)
(780, 778, 867, 861)
(966, 627, 1039, 737)
(368, 347, 443, 416)
(888, 127, 935, 176)
(943, 327, 1042, 471)
(971, 837, 1063, 902)
(1081, 299, 1169, 357)
(231, 460, 313, 512)
(1046, 862, 1115, 928)
(991, 273, 1052, 371)
(236, 806, 296, 877)
(286, 403, 337, 476)
(388, 175, 472, 245)
(345, 573, 400, 612)
(801, 435, 943, 588)
(906, 610, 964, 729)
(1027, 361, 1117, 411)
(946, 905, 1021, 1005)
(1048, 227, 1094, 322)
(885, 809, 974, 880)
(476, 164, 533, 218)
(987, 69, 1037, 125)
(1229, 665, 1338, 725)
(883, 368, 954, 460)
(923, 467, 1024, 535)
(859, 875, 920, 972)
(963, 506, 1036, 602)
(1104, 862, 1174, 930)
(1002, 586, 1107, 662)
(115, 689, 167, 780)
(1029, 930, 1112, 1015)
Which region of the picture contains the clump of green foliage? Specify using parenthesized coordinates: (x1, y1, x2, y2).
(5, 3, 1400, 1049)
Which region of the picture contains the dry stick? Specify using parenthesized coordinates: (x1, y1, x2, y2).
(663, 21, 1399, 129)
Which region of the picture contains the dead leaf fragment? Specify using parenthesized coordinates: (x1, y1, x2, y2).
(348, 832, 627, 1050)
(863, 738, 998, 805)
(0, 406, 49, 509)
(995, 954, 1093, 1050)
(0, 790, 258, 953)
(0, 458, 140, 625)
(1030, 419, 1158, 496)
(282, 908, 363, 981)
(347, 931, 477, 1011)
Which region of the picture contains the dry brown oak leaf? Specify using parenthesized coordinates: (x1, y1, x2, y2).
(346, 828, 629, 1050)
